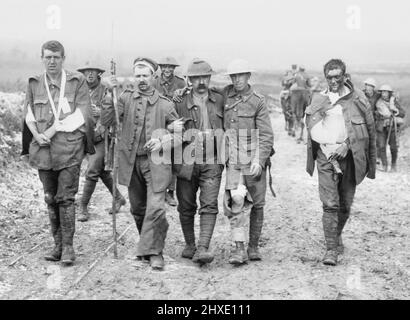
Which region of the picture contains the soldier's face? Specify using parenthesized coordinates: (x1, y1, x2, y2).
(381, 90, 391, 101)
(230, 73, 251, 92)
(42, 49, 65, 76)
(161, 65, 176, 78)
(190, 75, 211, 94)
(364, 84, 375, 95)
(83, 70, 99, 85)
(325, 68, 344, 93)
(134, 66, 154, 91)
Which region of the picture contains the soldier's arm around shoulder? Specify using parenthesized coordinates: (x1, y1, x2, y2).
(254, 93, 274, 168)
(394, 98, 406, 118)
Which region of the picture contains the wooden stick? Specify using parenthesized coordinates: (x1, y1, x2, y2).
(72, 225, 132, 288)
(8, 242, 44, 267)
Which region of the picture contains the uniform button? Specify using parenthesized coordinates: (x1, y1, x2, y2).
(194, 107, 198, 110)
(194, 120, 197, 122)
(233, 108, 237, 112)
(231, 119, 234, 122)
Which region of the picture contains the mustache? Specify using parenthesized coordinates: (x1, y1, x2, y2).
(198, 84, 207, 89)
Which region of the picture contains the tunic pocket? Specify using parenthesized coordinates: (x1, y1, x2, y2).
(351, 117, 368, 140)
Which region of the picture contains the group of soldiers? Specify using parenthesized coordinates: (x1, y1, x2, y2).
(280, 66, 406, 173)
(22, 40, 386, 271)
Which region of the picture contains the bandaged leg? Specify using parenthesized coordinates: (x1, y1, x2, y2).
(229, 175, 248, 242)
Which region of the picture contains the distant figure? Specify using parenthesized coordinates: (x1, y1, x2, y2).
(290, 65, 311, 143)
(280, 89, 294, 136)
(375, 84, 406, 172)
(363, 78, 380, 115)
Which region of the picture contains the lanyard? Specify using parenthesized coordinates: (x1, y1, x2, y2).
(44, 69, 66, 120)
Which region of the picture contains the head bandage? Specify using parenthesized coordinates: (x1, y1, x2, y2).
(134, 61, 155, 74)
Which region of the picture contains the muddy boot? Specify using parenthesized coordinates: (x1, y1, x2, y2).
(44, 205, 62, 261)
(60, 204, 76, 266)
(322, 211, 338, 266)
(391, 150, 398, 172)
(101, 173, 126, 214)
(77, 180, 96, 222)
(150, 253, 164, 270)
(337, 210, 349, 254)
(229, 242, 248, 265)
(179, 212, 196, 259)
(192, 214, 216, 264)
(165, 190, 177, 207)
(248, 207, 264, 261)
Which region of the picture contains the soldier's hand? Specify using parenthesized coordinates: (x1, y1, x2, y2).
(331, 143, 349, 160)
(91, 104, 101, 117)
(34, 133, 50, 146)
(172, 90, 184, 103)
(250, 162, 262, 177)
(144, 138, 162, 152)
(171, 118, 184, 133)
(105, 75, 119, 89)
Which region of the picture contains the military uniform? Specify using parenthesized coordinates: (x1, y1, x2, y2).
(290, 69, 311, 142)
(280, 91, 294, 135)
(101, 84, 180, 259)
(153, 75, 186, 100)
(306, 80, 376, 265)
(153, 57, 186, 206)
(76, 64, 126, 222)
(173, 87, 225, 263)
(22, 70, 94, 265)
(222, 83, 274, 262)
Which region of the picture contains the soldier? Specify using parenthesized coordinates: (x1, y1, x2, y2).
(290, 65, 311, 143)
(221, 59, 274, 265)
(363, 78, 380, 115)
(76, 63, 126, 222)
(280, 89, 294, 136)
(169, 58, 225, 264)
(306, 58, 376, 266)
(375, 84, 406, 172)
(100, 57, 182, 270)
(22, 40, 95, 265)
(153, 57, 186, 207)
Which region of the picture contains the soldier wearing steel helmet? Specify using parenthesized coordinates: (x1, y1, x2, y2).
(153, 56, 187, 207)
(363, 78, 380, 115)
(375, 84, 406, 172)
(167, 58, 225, 265)
(221, 59, 274, 265)
(76, 62, 126, 222)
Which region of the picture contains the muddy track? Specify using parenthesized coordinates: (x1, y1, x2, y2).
(1, 114, 409, 300)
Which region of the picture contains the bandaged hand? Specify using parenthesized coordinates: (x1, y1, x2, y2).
(34, 133, 50, 146)
(330, 143, 349, 160)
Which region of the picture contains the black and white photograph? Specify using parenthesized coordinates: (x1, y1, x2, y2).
(0, 0, 409, 304)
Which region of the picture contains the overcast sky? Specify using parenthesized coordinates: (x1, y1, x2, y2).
(1, 0, 410, 73)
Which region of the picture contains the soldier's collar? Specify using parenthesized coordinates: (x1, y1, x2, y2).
(133, 88, 159, 104)
(187, 90, 216, 109)
(227, 85, 253, 98)
(160, 75, 174, 85)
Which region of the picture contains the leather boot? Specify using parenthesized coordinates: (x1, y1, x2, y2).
(192, 214, 216, 264)
(60, 204, 76, 266)
(229, 242, 248, 265)
(179, 212, 196, 259)
(322, 211, 338, 266)
(337, 209, 349, 254)
(77, 180, 96, 222)
(44, 204, 62, 261)
(101, 173, 126, 214)
(248, 207, 264, 261)
(391, 150, 398, 172)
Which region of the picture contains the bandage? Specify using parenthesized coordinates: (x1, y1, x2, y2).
(230, 184, 248, 200)
(134, 61, 155, 74)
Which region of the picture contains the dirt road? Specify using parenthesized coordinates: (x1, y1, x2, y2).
(1, 114, 409, 300)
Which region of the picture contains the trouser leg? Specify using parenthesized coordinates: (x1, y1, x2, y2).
(376, 129, 388, 168)
(39, 170, 61, 260)
(55, 165, 81, 265)
(136, 157, 169, 257)
(128, 162, 147, 235)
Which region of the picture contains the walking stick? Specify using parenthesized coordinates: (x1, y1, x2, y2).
(110, 58, 120, 259)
